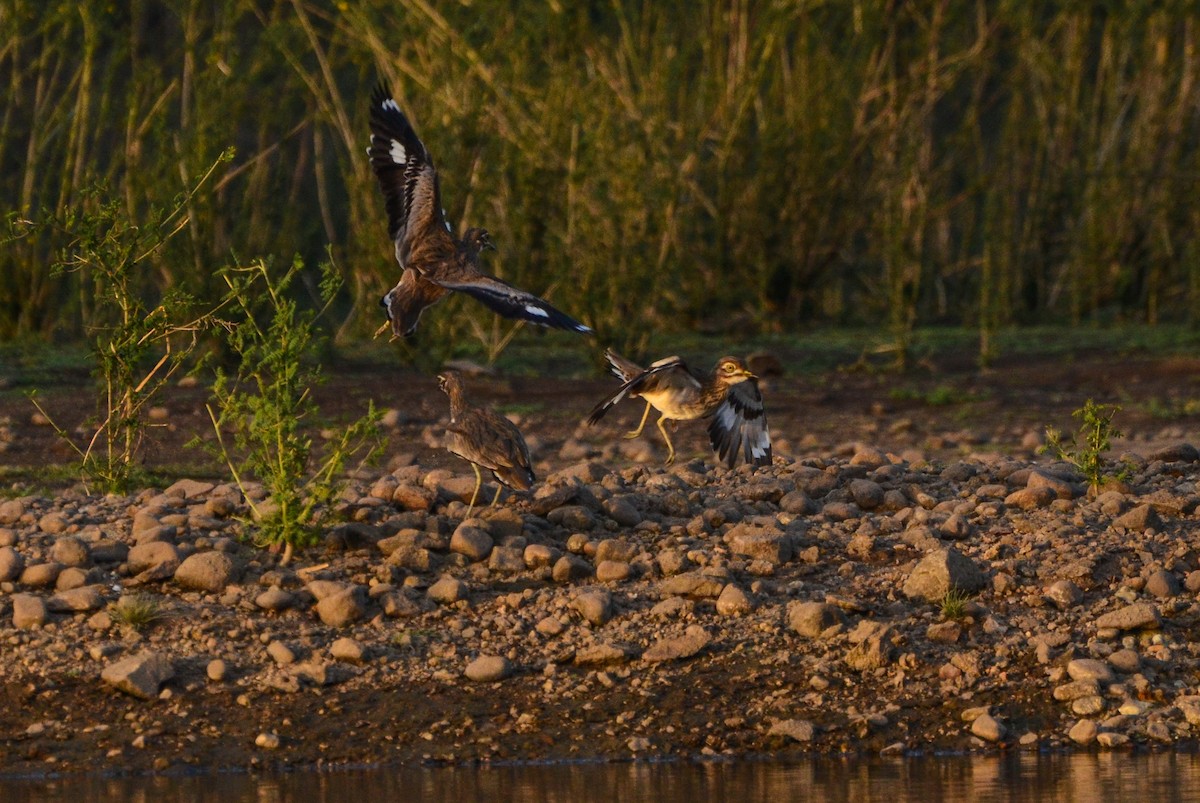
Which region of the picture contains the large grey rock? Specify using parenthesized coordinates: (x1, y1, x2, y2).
(1113, 504, 1164, 533)
(12, 593, 47, 629)
(1095, 603, 1160, 631)
(449, 523, 493, 562)
(769, 718, 816, 743)
(787, 601, 848, 638)
(47, 585, 105, 612)
(903, 547, 986, 601)
(642, 625, 711, 662)
(50, 535, 91, 567)
(464, 655, 512, 682)
(127, 542, 181, 575)
(725, 524, 792, 565)
(101, 652, 174, 699)
(174, 551, 240, 593)
(0, 499, 25, 525)
(19, 562, 62, 588)
(0, 546, 24, 582)
(571, 589, 614, 626)
(659, 571, 726, 599)
(315, 585, 367, 627)
(427, 575, 469, 604)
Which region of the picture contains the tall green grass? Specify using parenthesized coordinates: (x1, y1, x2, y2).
(3, 1, 1198, 364)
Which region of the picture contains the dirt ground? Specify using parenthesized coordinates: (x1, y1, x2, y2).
(2, 344, 1200, 778)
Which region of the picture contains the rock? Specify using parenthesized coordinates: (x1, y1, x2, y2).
(552, 555, 593, 583)
(902, 547, 986, 602)
(524, 544, 560, 568)
(574, 642, 634, 666)
(47, 585, 104, 612)
(1067, 658, 1115, 684)
(174, 551, 240, 593)
(1094, 603, 1160, 631)
(716, 584, 753, 616)
(1145, 569, 1180, 598)
(1045, 579, 1083, 608)
(596, 560, 633, 583)
(267, 641, 298, 666)
(788, 601, 848, 637)
(1096, 731, 1129, 748)
(315, 586, 367, 627)
(643, 625, 711, 662)
(1004, 487, 1055, 510)
(659, 571, 726, 599)
(206, 659, 227, 682)
(1068, 719, 1098, 745)
(101, 652, 174, 699)
(165, 478, 215, 499)
(255, 732, 281, 749)
(1146, 443, 1199, 463)
(0, 546, 24, 582)
(768, 718, 816, 743)
(848, 479, 885, 510)
(450, 523, 493, 562)
(38, 512, 69, 535)
(50, 535, 90, 567)
(19, 562, 62, 588)
(926, 621, 962, 643)
(939, 513, 975, 540)
(330, 637, 367, 664)
(843, 622, 895, 671)
(464, 655, 512, 682)
(1027, 469, 1077, 499)
(127, 542, 181, 575)
(12, 593, 47, 629)
(572, 589, 614, 626)
(1113, 504, 1163, 533)
(725, 524, 792, 565)
(602, 498, 642, 527)
(1108, 648, 1141, 674)
(427, 575, 469, 604)
(255, 586, 296, 611)
(971, 713, 1006, 742)
(0, 499, 25, 525)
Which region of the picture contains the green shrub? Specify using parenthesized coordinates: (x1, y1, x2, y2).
(199, 257, 383, 565)
(1041, 399, 1128, 494)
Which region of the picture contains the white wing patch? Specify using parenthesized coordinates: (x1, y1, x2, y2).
(389, 141, 407, 165)
(383, 98, 401, 112)
(525, 306, 550, 318)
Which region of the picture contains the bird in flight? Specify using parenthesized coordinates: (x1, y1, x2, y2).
(437, 370, 536, 513)
(587, 349, 772, 468)
(367, 83, 592, 338)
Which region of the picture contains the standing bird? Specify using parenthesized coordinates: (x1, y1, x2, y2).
(367, 83, 592, 337)
(437, 370, 536, 513)
(587, 349, 772, 468)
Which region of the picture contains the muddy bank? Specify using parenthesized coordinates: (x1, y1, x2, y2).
(2, 425, 1200, 777)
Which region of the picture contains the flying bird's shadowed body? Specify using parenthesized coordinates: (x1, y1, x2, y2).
(367, 83, 591, 338)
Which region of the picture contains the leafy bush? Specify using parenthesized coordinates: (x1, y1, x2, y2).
(1041, 399, 1129, 494)
(199, 257, 383, 565)
(6, 156, 228, 492)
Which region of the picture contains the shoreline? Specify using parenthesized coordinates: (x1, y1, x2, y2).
(3, 437, 1200, 778)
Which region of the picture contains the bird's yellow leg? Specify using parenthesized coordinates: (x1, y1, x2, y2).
(657, 414, 676, 465)
(466, 463, 482, 515)
(490, 484, 503, 508)
(624, 400, 653, 439)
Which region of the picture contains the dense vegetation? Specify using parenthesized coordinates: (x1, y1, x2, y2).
(3, 1, 1199, 364)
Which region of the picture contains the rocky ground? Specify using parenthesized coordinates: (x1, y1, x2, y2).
(1, 349, 1200, 777)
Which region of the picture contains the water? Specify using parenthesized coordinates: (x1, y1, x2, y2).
(4, 751, 1199, 802)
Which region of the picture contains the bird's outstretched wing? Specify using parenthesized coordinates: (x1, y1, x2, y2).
(587, 357, 693, 425)
(707, 379, 772, 468)
(602, 348, 645, 383)
(379, 267, 450, 338)
(436, 274, 592, 333)
(367, 83, 451, 265)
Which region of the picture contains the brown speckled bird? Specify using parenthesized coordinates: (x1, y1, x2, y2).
(437, 370, 535, 513)
(368, 83, 592, 338)
(587, 349, 772, 468)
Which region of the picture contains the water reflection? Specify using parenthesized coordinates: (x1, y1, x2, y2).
(7, 751, 1200, 802)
